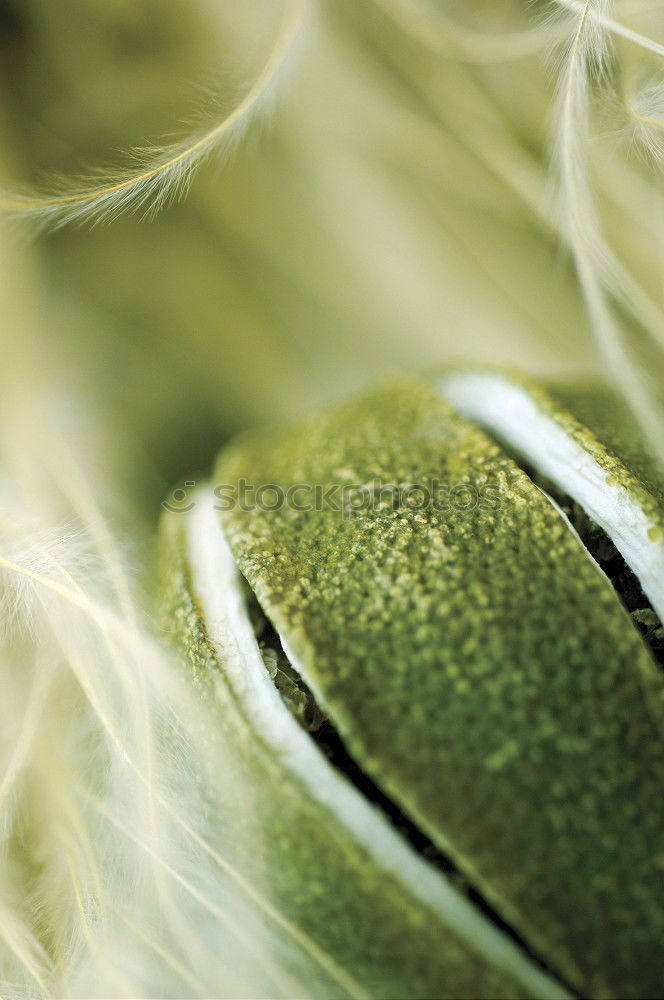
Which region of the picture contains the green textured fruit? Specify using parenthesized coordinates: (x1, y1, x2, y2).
(158, 372, 664, 1000)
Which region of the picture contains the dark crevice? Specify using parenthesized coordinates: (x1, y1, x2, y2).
(517, 461, 664, 670)
(240, 579, 579, 998)
(235, 444, 660, 998)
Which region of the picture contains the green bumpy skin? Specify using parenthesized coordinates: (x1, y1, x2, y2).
(448, 364, 664, 530)
(160, 375, 664, 999)
(158, 510, 543, 1000)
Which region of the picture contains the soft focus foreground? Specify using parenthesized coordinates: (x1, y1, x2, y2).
(0, 1, 663, 996)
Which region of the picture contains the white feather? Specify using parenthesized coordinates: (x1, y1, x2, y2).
(555, 0, 664, 59)
(553, 0, 664, 461)
(624, 75, 664, 163)
(0, 410, 304, 997)
(0, 0, 307, 229)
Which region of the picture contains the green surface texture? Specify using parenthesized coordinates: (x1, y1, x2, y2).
(216, 378, 664, 999)
(157, 510, 544, 1000)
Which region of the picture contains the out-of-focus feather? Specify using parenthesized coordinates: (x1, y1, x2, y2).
(0, 0, 307, 228)
(556, 0, 664, 57)
(554, 0, 664, 461)
(0, 453, 299, 998)
(624, 75, 664, 162)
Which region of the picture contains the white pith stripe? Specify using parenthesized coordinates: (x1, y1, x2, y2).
(186, 492, 570, 1000)
(439, 372, 664, 624)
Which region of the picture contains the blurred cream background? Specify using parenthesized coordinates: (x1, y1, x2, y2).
(0, 0, 608, 516)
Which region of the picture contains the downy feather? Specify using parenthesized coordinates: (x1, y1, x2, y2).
(554, 0, 664, 461)
(0, 0, 307, 229)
